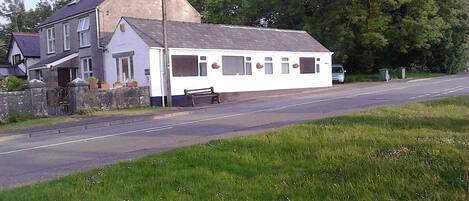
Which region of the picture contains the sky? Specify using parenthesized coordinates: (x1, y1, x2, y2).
(0, 0, 41, 24)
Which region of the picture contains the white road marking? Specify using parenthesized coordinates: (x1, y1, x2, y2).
(0, 127, 173, 156)
(408, 78, 433, 83)
(1, 77, 468, 156)
(409, 86, 464, 100)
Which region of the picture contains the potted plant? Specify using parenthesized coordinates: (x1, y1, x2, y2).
(98, 81, 110, 90)
(126, 80, 138, 88)
(212, 62, 220, 69)
(256, 63, 264, 69)
(113, 81, 123, 89)
(87, 77, 99, 90)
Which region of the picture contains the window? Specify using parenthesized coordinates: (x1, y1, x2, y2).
(222, 56, 245, 75)
(81, 57, 93, 79)
(37, 70, 43, 81)
(63, 23, 70, 50)
(300, 57, 316, 74)
(172, 55, 199, 77)
(245, 57, 252, 75)
(316, 64, 320, 73)
(281, 57, 289, 74)
(265, 57, 273, 75)
(12, 54, 21, 65)
(116, 57, 134, 82)
(46, 27, 56, 54)
(77, 17, 90, 47)
(199, 56, 207, 76)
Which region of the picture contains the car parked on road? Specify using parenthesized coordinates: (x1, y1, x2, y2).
(332, 64, 346, 84)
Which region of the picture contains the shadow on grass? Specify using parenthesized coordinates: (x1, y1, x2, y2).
(319, 115, 469, 133)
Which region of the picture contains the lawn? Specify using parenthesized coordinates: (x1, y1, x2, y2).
(345, 71, 446, 83)
(1, 96, 468, 200)
(0, 107, 162, 132)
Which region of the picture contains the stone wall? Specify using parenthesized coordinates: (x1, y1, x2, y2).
(69, 78, 151, 112)
(0, 80, 48, 122)
(0, 79, 151, 122)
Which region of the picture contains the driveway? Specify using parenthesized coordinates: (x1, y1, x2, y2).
(0, 74, 468, 189)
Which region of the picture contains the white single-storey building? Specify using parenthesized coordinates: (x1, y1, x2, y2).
(104, 17, 333, 106)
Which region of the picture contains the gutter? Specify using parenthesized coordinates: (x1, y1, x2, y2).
(38, 9, 95, 28)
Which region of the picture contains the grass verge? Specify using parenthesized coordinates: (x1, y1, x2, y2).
(345, 71, 446, 83)
(0, 107, 162, 132)
(1, 96, 468, 200)
(0, 116, 75, 133)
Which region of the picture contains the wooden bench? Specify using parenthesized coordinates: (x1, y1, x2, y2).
(184, 87, 220, 107)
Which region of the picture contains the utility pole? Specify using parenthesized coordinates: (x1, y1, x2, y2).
(162, 0, 172, 107)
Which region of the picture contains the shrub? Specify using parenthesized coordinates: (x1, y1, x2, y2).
(0, 76, 27, 92)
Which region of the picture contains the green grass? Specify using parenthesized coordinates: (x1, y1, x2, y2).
(0, 107, 162, 132)
(1, 96, 468, 200)
(345, 71, 446, 83)
(0, 116, 76, 132)
(78, 106, 163, 117)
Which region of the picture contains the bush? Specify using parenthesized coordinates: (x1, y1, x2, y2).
(0, 76, 27, 92)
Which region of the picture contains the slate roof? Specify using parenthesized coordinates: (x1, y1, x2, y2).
(41, 0, 103, 26)
(0, 65, 26, 77)
(11, 32, 40, 58)
(123, 17, 331, 53)
(29, 51, 78, 70)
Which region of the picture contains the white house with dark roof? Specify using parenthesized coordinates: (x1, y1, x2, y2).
(105, 17, 333, 106)
(5, 32, 40, 79)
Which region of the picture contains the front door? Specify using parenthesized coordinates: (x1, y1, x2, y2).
(57, 68, 71, 87)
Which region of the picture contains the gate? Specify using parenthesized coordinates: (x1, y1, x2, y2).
(47, 87, 71, 115)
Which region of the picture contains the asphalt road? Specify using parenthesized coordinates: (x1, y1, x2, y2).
(0, 74, 468, 189)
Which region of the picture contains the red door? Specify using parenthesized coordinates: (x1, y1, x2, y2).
(57, 68, 71, 88)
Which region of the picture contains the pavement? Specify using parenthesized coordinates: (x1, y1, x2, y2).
(0, 73, 468, 189)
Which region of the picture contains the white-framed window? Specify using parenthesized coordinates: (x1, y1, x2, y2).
(300, 57, 316, 74)
(12, 54, 21, 65)
(81, 57, 93, 79)
(245, 57, 252, 75)
(265, 57, 273, 75)
(199, 56, 208, 76)
(281, 57, 289, 74)
(117, 56, 134, 82)
(77, 17, 91, 47)
(46, 27, 56, 54)
(316, 58, 321, 73)
(63, 23, 71, 51)
(222, 56, 246, 75)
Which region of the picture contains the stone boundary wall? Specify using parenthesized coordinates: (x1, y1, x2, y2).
(0, 79, 151, 122)
(68, 78, 151, 113)
(0, 80, 48, 122)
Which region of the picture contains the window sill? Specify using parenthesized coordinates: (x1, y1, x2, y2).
(79, 45, 91, 49)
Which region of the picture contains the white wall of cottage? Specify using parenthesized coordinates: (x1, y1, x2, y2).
(105, 19, 333, 99)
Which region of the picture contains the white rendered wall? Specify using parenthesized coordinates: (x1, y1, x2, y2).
(104, 20, 151, 87)
(159, 49, 333, 96)
(8, 41, 25, 73)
